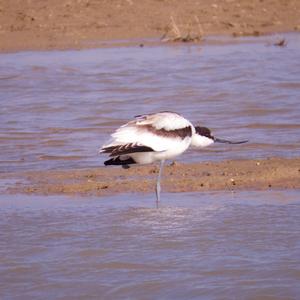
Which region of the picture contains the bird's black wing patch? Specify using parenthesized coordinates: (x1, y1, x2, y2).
(101, 143, 154, 157)
(104, 156, 136, 166)
(142, 125, 192, 139)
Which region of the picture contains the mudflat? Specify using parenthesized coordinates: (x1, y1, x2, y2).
(4, 157, 300, 197)
(1, 0, 300, 52)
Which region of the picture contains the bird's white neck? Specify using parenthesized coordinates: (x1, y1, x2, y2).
(190, 133, 214, 148)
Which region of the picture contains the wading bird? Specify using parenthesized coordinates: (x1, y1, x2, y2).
(100, 111, 247, 203)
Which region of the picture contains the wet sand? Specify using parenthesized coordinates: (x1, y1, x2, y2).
(1, 0, 300, 52)
(4, 157, 300, 196)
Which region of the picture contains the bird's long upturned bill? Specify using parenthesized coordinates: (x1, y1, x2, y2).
(214, 138, 248, 144)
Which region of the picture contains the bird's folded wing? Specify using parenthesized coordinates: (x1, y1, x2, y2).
(133, 111, 191, 131)
(100, 127, 168, 153)
(100, 143, 154, 157)
(100, 112, 193, 154)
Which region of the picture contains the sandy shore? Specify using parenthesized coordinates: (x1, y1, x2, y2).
(4, 157, 300, 197)
(1, 0, 300, 52)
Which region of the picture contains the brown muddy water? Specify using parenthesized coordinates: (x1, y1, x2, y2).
(1, 35, 300, 173)
(1, 35, 300, 299)
(1, 191, 300, 299)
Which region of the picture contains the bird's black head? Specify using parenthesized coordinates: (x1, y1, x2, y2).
(195, 126, 214, 139)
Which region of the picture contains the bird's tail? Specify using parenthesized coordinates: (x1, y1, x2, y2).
(104, 156, 136, 166)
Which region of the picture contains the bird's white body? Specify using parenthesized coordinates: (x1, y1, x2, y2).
(129, 138, 190, 164)
(101, 111, 213, 164)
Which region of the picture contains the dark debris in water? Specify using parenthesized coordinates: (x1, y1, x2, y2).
(273, 38, 287, 47)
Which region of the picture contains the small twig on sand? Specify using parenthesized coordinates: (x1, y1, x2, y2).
(170, 16, 181, 38)
(161, 15, 203, 43)
(194, 16, 204, 37)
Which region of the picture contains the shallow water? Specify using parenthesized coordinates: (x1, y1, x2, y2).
(1, 35, 300, 299)
(1, 34, 300, 173)
(0, 191, 300, 299)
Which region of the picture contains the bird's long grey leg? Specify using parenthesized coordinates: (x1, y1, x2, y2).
(156, 160, 165, 206)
